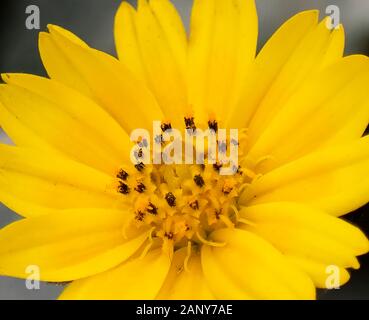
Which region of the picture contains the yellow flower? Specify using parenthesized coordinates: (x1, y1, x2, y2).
(0, 0, 369, 300)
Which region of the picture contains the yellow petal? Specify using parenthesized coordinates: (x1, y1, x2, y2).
(188, 0, 258, 123)
(247, 18, 344, 139)
(40, 25, 163, 132)
(227, 12, 344, 131)
(0, 209, 148, 282)
(320, 24, 345, 68)
(157, 247, 214, 299)
(239, 202, 369, 270)
(59, 249, 171, 300)
(0, 99, 54, 151)
(115, 2, 146, 80)
(240, 137, 369, 216)
(0, 145, 122, 217)
(38, 26, 91, 97)
(1, 74, 133, 173)
(285, 256, 350, 289)
(115, 0, 188, 121)
(202, 228, 316, 299)
(247, 55, 369, 171)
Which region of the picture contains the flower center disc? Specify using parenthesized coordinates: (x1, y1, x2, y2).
(116, 120, 255, 255)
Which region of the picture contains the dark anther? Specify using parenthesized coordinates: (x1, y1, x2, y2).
(134, 148, 144, 160)
(185, 225, 191, 231)
(184, 117, 196, 132)
(222, 186, 233, 195)
(231, 138, 239, 146)
(213, 163, 223, 172)
(161, 122, 172, 132)
(138, 138, 148, 148)
(134, 182, 146, 193)
(135, 162, 145, 172)
(155, 134, 164, 145)
(199, 164, 205, 170)
(138, 149, 143, 158)
(194, 174, 205, 187)
(135, 211, 145, 221)
(164, 232, 174, 240)
(235, 165, 243, 175)
(165, 192, 176, 207)
(189, 200, 199, 210)
(117, 169, 129, 181)
(118, 181, 130, 194)
(215, 209, 222, 220)
(208, 120, 218, 133)
(147, 202, 158, 215)
(218, 141, 227, 153)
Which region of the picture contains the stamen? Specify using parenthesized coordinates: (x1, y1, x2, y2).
(164, 231, 174, 240)
(122, 218, 133, 239)
(218, 141, 227, 153)
(236, 166, 243, 175)
(161, 122, 172, 132)
(230, 204, 240, 220)
(189, 199, 199, 210)
(238, 182, 251, 195)
(194, 174, 205, 187)
(242, 167, 258, 180)
(196, 231, 226, 247)
(237, 218, 257, 227)
(154, 134, 164, 145)
(219, 215, 234, 228)
(135, 162, 145, 172)
(134, 182, 146, 193)
(135, 210, 145, 221)
(222, 180, 235, 195)
(139, 243, 153, 260)
(183, 241, 192, 272)
(117, 169, 129, 181)
(215, 209, 221, 220)
(213, 163, 222, 172)
(138, 138, 149, 148)
(118, 181, 130, 194)
(165, 192, 176, 207)
(252, 173, 263, 183)
(184, 117, 196, 132)
(134, 148, 144, 160)
(147, 202, 158, 215)
(208, 120, 218, 133)
(139, 227, 155, 260)
(254, 155, 275, 169)
(230, 138, 239, 146)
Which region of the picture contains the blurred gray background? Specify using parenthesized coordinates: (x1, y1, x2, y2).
(0, 0, 369, 300)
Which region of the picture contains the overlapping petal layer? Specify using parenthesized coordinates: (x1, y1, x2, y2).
(115, 0, 188, 123)
(59, 249, 171, 300)
(0, 144, 123, 217)
(0, 209, 148, 282)
(157, 247, 214, 299)
(188, 0, 258, 123)
(239, 202, 369, 287)
(201, 228, 316, 299)
(240, 137, 369, 216)
(246, 55, 369, 171)
(227, 11, 344, 131)
(0, 75, 132, 174)
(39, 25, 163, 131)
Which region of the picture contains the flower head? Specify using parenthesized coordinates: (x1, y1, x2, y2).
(0, 0, 369, 300)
